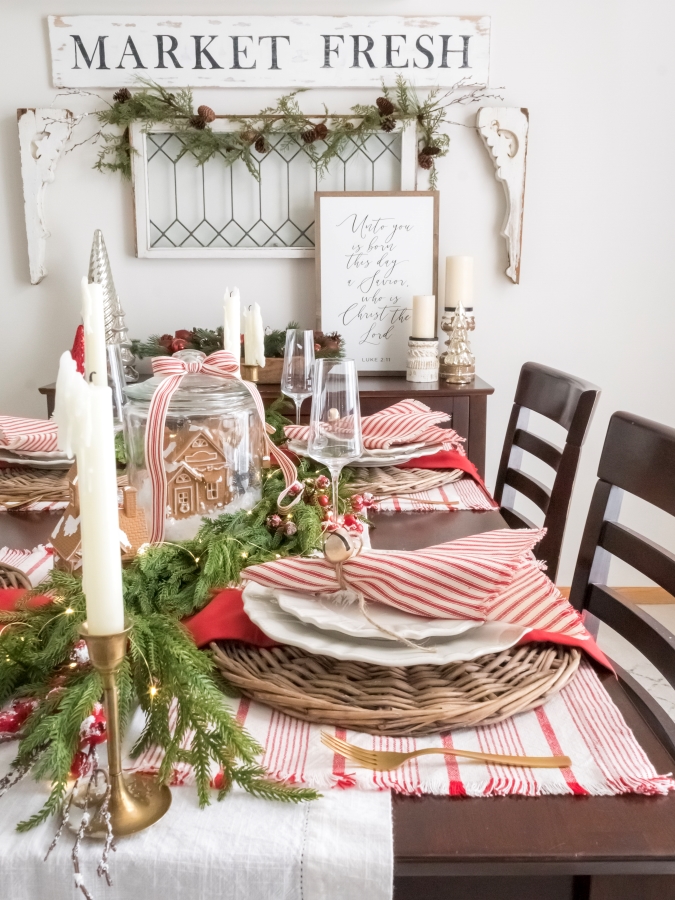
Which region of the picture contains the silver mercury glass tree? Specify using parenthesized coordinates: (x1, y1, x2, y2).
(440, 301, 475, 384)
(88, 230, 138, 382)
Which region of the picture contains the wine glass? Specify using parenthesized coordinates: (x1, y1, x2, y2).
(281, 329, 315, 425)
(307, 358, 363, 523)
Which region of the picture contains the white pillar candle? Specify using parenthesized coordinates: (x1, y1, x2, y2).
(81, 278, 108, 386)
(445, 256, 474, 310)
(54, 353, 125, 636)
(223, 287, 241, 368)
(411, 295, 437, 339)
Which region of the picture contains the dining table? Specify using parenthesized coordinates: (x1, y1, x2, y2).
(2, 506, 675, 900)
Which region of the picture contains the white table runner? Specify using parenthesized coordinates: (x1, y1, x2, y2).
(0, 719, 393, 900)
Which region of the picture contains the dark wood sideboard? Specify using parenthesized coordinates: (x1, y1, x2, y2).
(39, 375, 494, 479)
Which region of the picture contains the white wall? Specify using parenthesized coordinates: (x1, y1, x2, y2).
(1, 0, 674, 585)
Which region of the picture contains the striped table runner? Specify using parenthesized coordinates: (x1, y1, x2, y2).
(131, 659, 675, 798)
(374, 476, 498, 512)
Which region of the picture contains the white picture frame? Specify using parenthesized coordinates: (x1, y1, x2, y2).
(315, 190, 439, 375)
(130, 121, 419, 259)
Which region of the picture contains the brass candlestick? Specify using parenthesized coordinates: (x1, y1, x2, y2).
(240, 363, 259, 382)
(79, 623, 172, 838)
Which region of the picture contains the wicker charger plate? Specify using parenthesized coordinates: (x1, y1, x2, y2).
(212, 641, 581, 736)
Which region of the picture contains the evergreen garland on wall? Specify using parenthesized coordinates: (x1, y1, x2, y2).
(95, 76, 499, 189)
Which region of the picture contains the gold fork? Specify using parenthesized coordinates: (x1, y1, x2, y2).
(321, 732, 571, 771)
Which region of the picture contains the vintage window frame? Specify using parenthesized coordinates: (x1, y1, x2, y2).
(129, 120, 420, 260)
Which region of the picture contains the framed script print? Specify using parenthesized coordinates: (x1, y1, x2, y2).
(315, 191, 438, 374)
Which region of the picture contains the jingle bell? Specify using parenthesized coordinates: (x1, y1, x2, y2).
(323, 527, 358, 564)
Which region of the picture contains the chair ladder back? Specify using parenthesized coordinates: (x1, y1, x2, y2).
(495, 362, 600, 582)
(570, 412, 675, 704)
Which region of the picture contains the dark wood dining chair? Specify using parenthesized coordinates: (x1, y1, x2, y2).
(569, 411, 675, 754)
(494, 362, 600, 583)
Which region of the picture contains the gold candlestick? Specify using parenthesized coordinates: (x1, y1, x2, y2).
(240, 363, 259, 382)
(79, 623, 172, 838)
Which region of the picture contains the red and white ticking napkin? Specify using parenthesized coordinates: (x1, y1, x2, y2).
(0, 417, 59, 454)
(0, 545, 53, 586)
(131, 662, 675, 798)
(285, 399, 465, 453)
(374, 477, 498, 512)
(246, 528, 555, 621)
(0, 500, 67, 513)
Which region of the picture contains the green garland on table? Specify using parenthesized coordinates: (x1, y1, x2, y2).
(0, 452, 360, 831)
(130, 323, 344, 361)
(94, 76, 500, 189)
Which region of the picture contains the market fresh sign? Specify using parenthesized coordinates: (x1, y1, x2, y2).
(48, 16, 490, 88)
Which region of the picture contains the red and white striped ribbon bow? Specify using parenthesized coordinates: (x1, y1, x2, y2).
(146, 351, 299, 543)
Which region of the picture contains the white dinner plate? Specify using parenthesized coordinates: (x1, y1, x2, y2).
(0, 450, 73, 469)
(275, 589, 480, 641)
(242, 583, 529, 666)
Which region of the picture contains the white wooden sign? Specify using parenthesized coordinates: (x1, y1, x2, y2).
(316, 192, 438, 374)
(48, 16, 490, 89)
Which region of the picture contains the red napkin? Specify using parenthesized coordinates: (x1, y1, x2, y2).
(399, 449, 488, 490)
(0, 587, 611, 672)
(0, 589, 51, 611)
(184, 588, 611, 670)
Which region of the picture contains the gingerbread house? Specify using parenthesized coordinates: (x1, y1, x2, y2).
(51, 466, 149, 572)
(165, 430, 232, 520)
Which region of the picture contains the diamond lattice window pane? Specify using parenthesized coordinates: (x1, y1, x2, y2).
(145, 132, 402, 250)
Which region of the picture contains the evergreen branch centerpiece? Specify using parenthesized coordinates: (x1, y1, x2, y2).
(131, 322, 344, 362)
(95, 76, 502, 188)
(0, 434, 371, 831)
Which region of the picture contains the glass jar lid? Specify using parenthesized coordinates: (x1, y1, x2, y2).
(124, 350, 254, 413)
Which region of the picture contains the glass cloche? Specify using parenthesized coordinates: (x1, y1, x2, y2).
(123, 350, 265, 541)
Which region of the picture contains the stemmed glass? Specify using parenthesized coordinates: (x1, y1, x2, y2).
(307, 358, 363, 523)
(281, 329, 315, 426)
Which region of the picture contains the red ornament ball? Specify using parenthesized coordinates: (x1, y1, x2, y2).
(350, 495, 364, 512)
(170, 337, 188, 354)
(266, 514, 282, 530)
(79, 702, 107, 748)
(316, 475, 330, 489)
(317, 494, 330, 507)
(288, 482, 303, 497)
(283, 521, 298, 536)
(343, 513, 357, 527)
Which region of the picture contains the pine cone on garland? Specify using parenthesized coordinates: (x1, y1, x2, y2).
(381, 117, 396, 133)
(241, 129, 257, 144)
(314, 122, 329, 141)
(422, 146, 441, 157)
(302, 127, 318, 144)
(197, 105, 216, 123)
(254, 135, 269, 154)
(418, 152, 434, 170)
(189, 114, 208, 130)
(376, 96, 395, 116)
(113, 88, 132, 104)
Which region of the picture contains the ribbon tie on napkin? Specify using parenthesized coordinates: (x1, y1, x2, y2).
(147, 351, 299, 543)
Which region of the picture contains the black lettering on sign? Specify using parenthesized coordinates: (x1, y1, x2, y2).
(351, 35, 375, 68)
(155, 34, 182, 68)
(385, 35, 408, 68)
(231, 35, 256, 69)
(439, 35, 471, 68)
(413, 35, 434, 69)
(258, 36, 290, 70)
(192, 35, 222, 69)
(72, 35, 109, 70)
(116, 36, 146, 69)
(321, 35, 344, 68)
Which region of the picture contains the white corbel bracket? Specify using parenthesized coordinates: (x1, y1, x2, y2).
(18, 108, 74, 285)
(476, 107, 529, 284)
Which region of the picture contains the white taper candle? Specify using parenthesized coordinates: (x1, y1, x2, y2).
(54, 353, 125, 636)
(81, 278, 108, 387)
